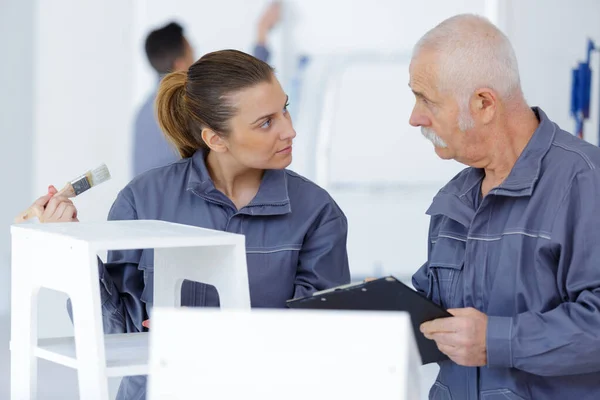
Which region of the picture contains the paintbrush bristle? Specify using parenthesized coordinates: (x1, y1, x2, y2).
(89, 163, 111, 186)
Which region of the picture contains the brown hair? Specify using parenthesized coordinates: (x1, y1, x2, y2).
(155, 49, 275, 158)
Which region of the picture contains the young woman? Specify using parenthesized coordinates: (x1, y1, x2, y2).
(30, 49, 350, 399)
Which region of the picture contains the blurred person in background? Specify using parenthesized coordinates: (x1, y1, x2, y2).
(133, 1, 282, 177)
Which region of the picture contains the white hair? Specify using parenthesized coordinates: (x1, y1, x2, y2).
(413, 14, 522, 128)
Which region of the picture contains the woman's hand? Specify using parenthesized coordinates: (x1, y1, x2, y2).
(30, 185, 79, 223)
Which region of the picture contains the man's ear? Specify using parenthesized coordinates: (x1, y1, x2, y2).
(471, 88, 497, 124)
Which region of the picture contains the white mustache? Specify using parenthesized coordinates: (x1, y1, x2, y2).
(421, 127, 448, 148)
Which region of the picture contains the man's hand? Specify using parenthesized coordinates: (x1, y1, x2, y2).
(420, 307, 488, 367)
(257, 1, 282, 45)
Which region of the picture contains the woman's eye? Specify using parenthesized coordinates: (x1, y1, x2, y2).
(261, 119, 272, 129)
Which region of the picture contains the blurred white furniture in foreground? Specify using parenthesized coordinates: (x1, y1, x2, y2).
(148, 308, 421, 400)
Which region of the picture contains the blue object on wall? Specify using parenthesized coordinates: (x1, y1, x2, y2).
(570, 39, 597, 140)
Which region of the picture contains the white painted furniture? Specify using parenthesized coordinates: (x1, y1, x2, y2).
(10, 220, 250, 400)
(147, 308, 421, 400)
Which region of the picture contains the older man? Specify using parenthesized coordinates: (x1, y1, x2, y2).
(411, 14, 600, 399)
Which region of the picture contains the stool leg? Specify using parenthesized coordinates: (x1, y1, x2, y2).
(70, 248, 110, 400)
(153, 248, 184, 308)
(71, 290, 110, 400)
(10, 286, 39, 400)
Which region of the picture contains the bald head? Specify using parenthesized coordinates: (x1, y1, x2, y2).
(412, 14, 522, 109)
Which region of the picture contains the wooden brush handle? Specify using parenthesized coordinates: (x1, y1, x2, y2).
(13, 183, 76, 224)
(55, 184, 75, 198)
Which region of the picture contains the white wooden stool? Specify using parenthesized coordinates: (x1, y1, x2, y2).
(10, 220, 250, 400)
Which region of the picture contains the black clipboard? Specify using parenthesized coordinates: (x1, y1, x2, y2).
(286, 276, 451, 365)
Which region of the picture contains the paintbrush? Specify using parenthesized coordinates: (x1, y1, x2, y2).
(15, 163, 111, 223)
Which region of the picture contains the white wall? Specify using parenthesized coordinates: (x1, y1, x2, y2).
(286, 0, 486, 52)
(322, 61, 465, 280)
(0, 0, 35, 316)
(0, 2, 35, 397)
(34, 1, 134, 225)
(503, 0, 600, 144)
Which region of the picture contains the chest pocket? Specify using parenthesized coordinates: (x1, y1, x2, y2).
(428, 236, 466, 309)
